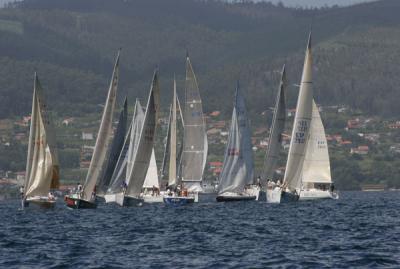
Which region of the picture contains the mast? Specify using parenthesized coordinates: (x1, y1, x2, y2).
(262, 65, 286, 183)
(82, 50, 120, 201)
(301, 100, 332, 185)
(98, 97, 128, 194)
(125, 69, 160, 197)
(181, 54, 208, 191)
(283, 32, 313, 192)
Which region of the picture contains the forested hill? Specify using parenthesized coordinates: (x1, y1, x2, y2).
(0, 0, 400, 119)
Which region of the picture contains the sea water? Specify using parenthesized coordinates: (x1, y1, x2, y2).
(0, 191, 399, 268)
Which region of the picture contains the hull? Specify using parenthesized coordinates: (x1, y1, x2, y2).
(163, 196, 195, 206)
(123, 196, 144, 207)
(105, 193, 144, 206)
(266, 187, 282, 204)
(280, 190, 299, 203)
(245, 185, 261, 201)
(142, 194, 163, 203)
(216, 192, 256, 202)
(299, 189, 339, 200)
(24, 196, 56, 209)
(64, 195, 97, 209)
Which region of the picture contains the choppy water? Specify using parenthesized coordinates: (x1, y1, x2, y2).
(0, 191, 399, 268)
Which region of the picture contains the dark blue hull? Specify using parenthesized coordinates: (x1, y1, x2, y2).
(281, 191, 299, 203)
(163, 196, 195, 206)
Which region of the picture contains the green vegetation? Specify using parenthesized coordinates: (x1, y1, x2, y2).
(0, 0, 399, 189)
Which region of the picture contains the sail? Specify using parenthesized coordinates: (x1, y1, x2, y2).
(82, 51, 120, 201)
(143, 149, 159, 188)
(262, 65, 286, 183)
(283, 33, 313, 192)
(218, 84, 254, 194)
(168, 79, 178, 186)
(181, 55, 208, 190)
(107, 100, 144, 194)
(24, 74, 58, 198)
(125, 70, 160, 197)
(98, 98, 128, 194)
(160, 105, 171, 182)
(301, 100, 332, 184)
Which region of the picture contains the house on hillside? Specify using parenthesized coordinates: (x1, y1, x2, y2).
(350, 145, 369, 155)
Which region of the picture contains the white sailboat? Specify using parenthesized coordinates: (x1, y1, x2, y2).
(65, 50, 120, 209)
(141, 149, 163, 203)
(180, 54, 208, 193)
(22, 73, 59, 208)
(163, 77, 197, 205)
(216, 82, 256, 202)
(280, 33, 314, 203)
(299, 100, 338, 200)
(104, 70, 160, 206)
(263, 65, 287, 203)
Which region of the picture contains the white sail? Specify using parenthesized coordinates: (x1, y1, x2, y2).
(143, 149, 159, 189)
(125, 70, 160, 197)
(218, 84, 254, 194)
(283, 33, 313, 192)
(262, 65, 286, 183)
(107, 99, 144, 194)
(24, 74, 58, 198)
(82, 51, 120, 201)
(181, 55, 208, 191)
(301, 100, 332, 185)
(169, 79, 178, 186)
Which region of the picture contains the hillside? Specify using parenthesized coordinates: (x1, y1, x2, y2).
(0, 0, 400, 119)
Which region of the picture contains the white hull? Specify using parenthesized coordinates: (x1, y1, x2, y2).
(24, 196, 56, 208)
(266, 187, 282, 204)
(299, 189, 338, 200)
(104, 192, 125, 206)
(244, 185, 261, 200)
(142, 194, 163, 203)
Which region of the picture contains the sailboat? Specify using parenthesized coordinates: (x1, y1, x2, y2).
(97, 98, 128, 197)
(180, 54, 208, 193)
(163, 77, 197, 205)
(22, 73, 59, 208)
(280, 32, 314, 203)
(141, 149, 163, 203)
(263, 65, 287, 203)
(65, 50, 120, 209)
(104, 70, 160, 206)
(299, 100, 338, 200)
(216, 82, 256, 202)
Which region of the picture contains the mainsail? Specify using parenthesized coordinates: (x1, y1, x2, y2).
(82, 51, 120, 201)
(218, 83, 254, 194)
(143, 149, 159, 189)
(301, 100, 332, 185)
(169, 79, 178, 186)
(98, 98, 128, 194)
(283, 33, 313, 192)
(181, 55, 208, 191)
(24, 73, 59, 198)
(125, 70, 160, 197)
(262, 65, 286, 183)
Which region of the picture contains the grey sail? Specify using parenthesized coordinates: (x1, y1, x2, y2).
(82, 50, 120, 201)
(262, 65, 286, 183)
(107, 99, 144, 194)
(218, 84, 254, 194)
(181, 55, 208, 191)
(98, 98, 128, 194)
(283, 33, 313, 192)
(168, 79, 178, 186)
(24, 73, 59, 198)
(125, 70, 160, 197)
(160, 104, 172, 182)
